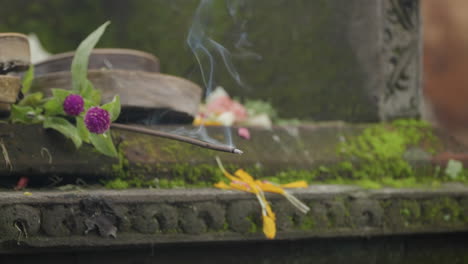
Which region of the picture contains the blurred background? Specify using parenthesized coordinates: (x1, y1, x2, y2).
(0, 0, 384, 123)
(423, 0, 468, 143)
(1, 0, 468, 133)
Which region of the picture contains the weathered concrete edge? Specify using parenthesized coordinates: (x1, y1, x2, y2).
(11, 228, 468, 252)
(1, 184, 468, 253)
(0, 184, 467, 204)
(0, 185, 361, 205)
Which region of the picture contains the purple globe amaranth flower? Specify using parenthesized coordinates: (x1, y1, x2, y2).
(63, 94, 84, 116)
(85, 107, 111, 134)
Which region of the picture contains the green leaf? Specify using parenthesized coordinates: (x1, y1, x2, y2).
(76, 116, 90, 143)
(43, 89, 73, 115)
(10, 105, 30, 123)
(90, 89, 102, 105)
(89, 131, 118, 158)
(71, 21, 110, 93)
(44, 98, 65, 116)
(83, 98, 94, 111)
(101, 95, 121, 122)
(10, 105, 42, 124)
(51, 88, 73, 101)
(81, 80, 101, 105)
(43, 117, 82, 148)
(18, 92, 43, 107)
(21, 65, 34, 94)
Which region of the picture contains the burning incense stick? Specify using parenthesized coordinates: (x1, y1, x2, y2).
(110, 123, 243, 155)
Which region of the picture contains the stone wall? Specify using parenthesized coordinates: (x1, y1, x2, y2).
(0, 0, 422, 121)
(1, 186, 468, 252)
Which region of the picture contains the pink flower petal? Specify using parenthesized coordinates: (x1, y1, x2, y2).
(238, 127, 251, 140)
(15, 176, 29, 191)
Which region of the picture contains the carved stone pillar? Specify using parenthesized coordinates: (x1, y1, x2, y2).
(380, 0, 422, 121)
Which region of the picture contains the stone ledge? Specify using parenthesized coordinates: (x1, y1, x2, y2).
(1, 184, 468, 253)
(0, 122, 462, 184)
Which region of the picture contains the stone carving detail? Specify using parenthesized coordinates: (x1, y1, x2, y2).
(385, 199, 421, 229)
(179, 202, 225, 234)
(0, 205, 41, 239)
(113, 205, 133, 232)
(274, 200, 308, 231)
(133, 204, 179, 234)
(461, 199, 468, 222)
(349, 199, 384, 228)
(41, 205, 81, 236)
(380, 0, 421, 120)
(0, 195, 467, 244)
(322, 200, 349, 228)
(226, 201, 260, 234)
(80, 197, 119, 238)
(421, 199, 465, 226)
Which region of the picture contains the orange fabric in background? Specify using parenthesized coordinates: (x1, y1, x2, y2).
(423, 0, 468, 144)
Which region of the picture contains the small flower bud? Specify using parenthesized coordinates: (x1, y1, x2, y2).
(84, 107, 111, 134)
(63, 94, 84, 116)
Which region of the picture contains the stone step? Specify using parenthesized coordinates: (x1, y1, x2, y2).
(0, 185, 467, 253)
(3, 234, 468, 264)
(0, 122, 462, 186)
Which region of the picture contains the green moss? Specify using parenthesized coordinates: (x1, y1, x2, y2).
(164, 228, 179, 234)
(106, 136, 151, 189)
(245, 216, 259, 233)
(350, 179, 382, 189)
(326, 214, 336, 228)
(425, 198, 462, 224)
(264, 169, 319, 184)
(338, 120, 422, 180)
(300, 216, 315, 230)
(400, 208, 411, 217)
(401, 200, 421, 216)
(398, 200, 422, 227)
(222, 221, 229, 231)
(105, 178, 130, 189)
(103, 119, 467, 191)
(171, 163, 226, 184)
(261, 120, 448, 189)
(104, 130, 262, 189)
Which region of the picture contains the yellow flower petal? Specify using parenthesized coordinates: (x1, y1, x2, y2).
(265, 203, 276, 222)
(193, 117, 203, 126)
(230, 181, 254, 193)
(281, 181, 308, 188)
(193, 117, 223, 126)
(214, 157, 312, 239)
(204, 121, 223, 126)
(234, 169, 255, 183)
(223, 170, 240, 182)
(215, 157, 241, 182)
(214, 181, 232, 189)
(263, 215, 276, 239)
(255, 180, 285, 194)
